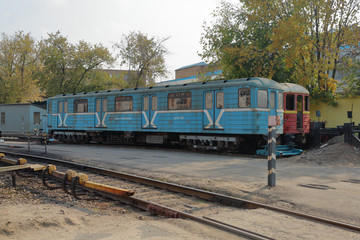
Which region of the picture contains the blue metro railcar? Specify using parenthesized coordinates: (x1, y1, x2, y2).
(47, 77, 284, 151)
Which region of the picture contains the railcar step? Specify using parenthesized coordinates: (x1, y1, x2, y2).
(256, 145, 303, 157)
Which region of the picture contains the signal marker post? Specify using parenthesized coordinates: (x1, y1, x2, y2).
(267, 116, 279, 187)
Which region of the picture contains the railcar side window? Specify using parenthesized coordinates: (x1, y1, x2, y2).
(152, 96, 157, 111)
(297, 95, 303, 111)
(205, 92, 212, 109)
(270, 91, 276, 109)
(96, 99, 101, 112)
(286, 94, 295, 110)
(58, 102, 63, 113)
(278, 92, 284, 109)
(33, 112, 40, 125)
(74, 99, 88, 113)
(103, 99, 107, 112)
(48, 102, 52, 114)
(143, 96, 149, 111)
(168, 92, 191, 110)
(64, 101, 68, 113)
(1, 112, 5, 125)
(257, 90, 268, 108)
(239, 88, 251, 108)
(216, 92, 224, 109)
(304, 96, 309, 111)
(115, 96, 133, 111)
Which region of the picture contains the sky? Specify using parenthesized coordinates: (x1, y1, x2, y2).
(0, 0, 222, 80)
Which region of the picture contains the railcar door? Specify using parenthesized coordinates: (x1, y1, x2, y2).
(95, 98, 107, 128)
(203, 91, 224, 130)
(142, 95, 157, 129)
(57, 101, 67, 128)
(296, 95, 303, 129)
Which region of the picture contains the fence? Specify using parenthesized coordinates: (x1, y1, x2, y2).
(344, 123, 360, 148)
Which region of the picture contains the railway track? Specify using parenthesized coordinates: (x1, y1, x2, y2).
(1, 150, 360, 239)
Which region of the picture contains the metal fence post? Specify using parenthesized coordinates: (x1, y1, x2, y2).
(268, 126, 276, 187)
(27, 132, 30, 152)
(344, 123, 352, 144)
(43, 133, 47, 154)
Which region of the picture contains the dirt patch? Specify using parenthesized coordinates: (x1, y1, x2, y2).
(0, 171, 241, 240)
(288, 135, 360, 166)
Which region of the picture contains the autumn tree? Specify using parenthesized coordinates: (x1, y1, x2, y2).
(114, 31, 169, 87)
(0, 31, 43, 103)
(201, 0, 360, 103)
(200, 1, 292, 82)
(38, 31, 115, 97)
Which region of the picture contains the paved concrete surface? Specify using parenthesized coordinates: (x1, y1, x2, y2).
(0, 141, 359, 184)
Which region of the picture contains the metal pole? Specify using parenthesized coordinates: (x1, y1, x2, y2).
(27, 132, 30, 152)
(268, 126, 276, 187)
(44, 133, 47, 154)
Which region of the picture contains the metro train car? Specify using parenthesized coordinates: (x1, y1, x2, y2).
(281, 83, 310, 145)
(47, 77, 285, 151)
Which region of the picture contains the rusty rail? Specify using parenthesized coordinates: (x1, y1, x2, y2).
(1, 151, 360, 233)
(0, 154, 135, 198)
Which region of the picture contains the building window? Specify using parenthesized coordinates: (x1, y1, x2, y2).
(74, 99, 88, 113)
(270, 91, 276, 109)
(115, 96, 133, 111)
(216, 92, 224, 109)
(1, 112, 5, 125)
(152, 96, 157, 111)
(278, 92, 284, 109)
(286, 94, 295, 110)
(239, 88, 251, 108)
(34, 112, 40, 125)
(168, 92, 191, 110)
(257, 90, 268, 108)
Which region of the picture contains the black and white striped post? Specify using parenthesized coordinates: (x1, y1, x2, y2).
(267, 116, 278, 187)
(267, 126, 276, 187)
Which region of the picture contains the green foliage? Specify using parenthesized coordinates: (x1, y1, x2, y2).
(201, 0, 360, 103)
(114, 31, 169, 87)
(0, 31, 43, 103)
(338, 58, 360, 97)
(38, 31, 115, 97)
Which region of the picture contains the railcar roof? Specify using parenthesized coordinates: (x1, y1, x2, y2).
(48, 77, 284, 100)
(281, 83, 309, 94)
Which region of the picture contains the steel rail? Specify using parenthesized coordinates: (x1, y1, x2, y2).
(91, 191, 274, 240)
(0, 153, 273, 239)
(1, 150, 360, 232)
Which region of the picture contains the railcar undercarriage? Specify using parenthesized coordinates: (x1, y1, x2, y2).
(51, 130, 264, 153)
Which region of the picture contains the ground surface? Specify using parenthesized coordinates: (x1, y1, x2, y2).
(0, 136, 359, 239)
